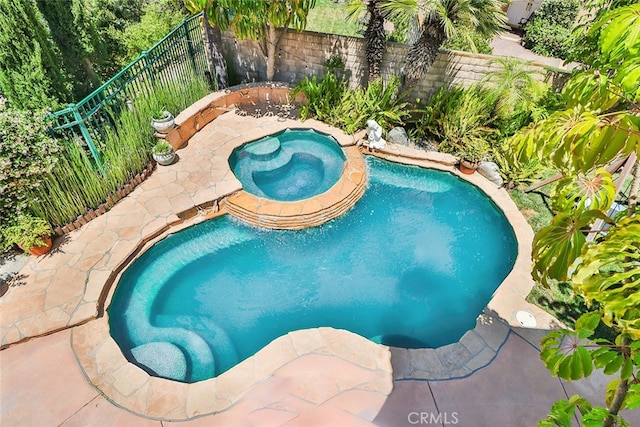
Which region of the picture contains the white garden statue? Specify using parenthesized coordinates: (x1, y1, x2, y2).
(366, 119, 386, 151)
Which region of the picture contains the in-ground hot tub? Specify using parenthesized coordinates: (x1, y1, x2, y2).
(228, 128, 346, 201)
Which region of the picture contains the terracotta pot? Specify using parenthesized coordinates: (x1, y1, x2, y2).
(19, 235, 53, 256)
(459, 159, 480, 175)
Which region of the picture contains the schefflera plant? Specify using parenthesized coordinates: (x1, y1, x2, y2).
(508, 4, 640, 427)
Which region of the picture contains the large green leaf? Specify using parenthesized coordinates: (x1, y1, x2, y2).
(626, 384, 640, 410)
(573, 215, 640, 337)
(533, 210, 609, 285)
(540, 330, 594, 381)
(551, 169, 615, 214)
(562, 72, 621, 111)
(590, 4, 640, 65)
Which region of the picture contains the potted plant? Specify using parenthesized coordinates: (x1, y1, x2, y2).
(151, 109, 175, 134)
(1, 214, 53, 256)
(458, 139, 488, 174)
(152, 141, 176, 166)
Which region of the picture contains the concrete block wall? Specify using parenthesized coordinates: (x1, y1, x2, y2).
(220, 29, 554, 100)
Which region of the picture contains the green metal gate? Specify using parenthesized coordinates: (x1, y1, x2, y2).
(48, 13, 209, 168)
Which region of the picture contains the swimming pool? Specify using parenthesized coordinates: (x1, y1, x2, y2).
(108, 157, 517, 383)
(228, 128, 346, 201)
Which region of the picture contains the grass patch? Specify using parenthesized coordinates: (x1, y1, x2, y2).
(306, 0, 362, 37)
(525, 280, 587, 328)
(526, 281, 618, 340)
(508, 188, 553, 232)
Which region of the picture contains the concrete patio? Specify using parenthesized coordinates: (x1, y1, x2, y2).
(1, 106, 637, 426)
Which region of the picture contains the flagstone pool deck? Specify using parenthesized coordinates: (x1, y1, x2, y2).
(2, 110, 638, 425)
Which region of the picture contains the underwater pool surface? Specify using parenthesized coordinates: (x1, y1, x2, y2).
(109, 157, 517, 383)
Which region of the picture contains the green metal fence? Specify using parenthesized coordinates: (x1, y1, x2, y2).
(49, 13, 209, 168)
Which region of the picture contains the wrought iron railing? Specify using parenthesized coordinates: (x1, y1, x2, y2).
(48, 13, 209, 167)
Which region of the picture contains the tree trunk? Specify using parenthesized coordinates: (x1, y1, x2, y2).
(365, 0, 386, 83)
(403, 19, 447, 87)
(266, 25, 277, 81)
(202, 11, 228, 89)
(604, 335, 631, 427)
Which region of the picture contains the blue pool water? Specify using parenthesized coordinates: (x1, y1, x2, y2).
(108, 157, 517, 383)
(228, 128, 346, 201)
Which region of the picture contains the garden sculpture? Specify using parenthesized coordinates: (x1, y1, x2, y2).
(366, 119, 386, 151)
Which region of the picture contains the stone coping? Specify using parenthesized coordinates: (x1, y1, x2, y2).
(164, 83, 307, 152)
(72, 321, 393, 421)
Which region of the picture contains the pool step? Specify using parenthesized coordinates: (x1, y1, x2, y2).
(223, 146, 367, 230)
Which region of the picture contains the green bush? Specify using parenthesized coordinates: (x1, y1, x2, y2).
(332, 76, 410, 134)
(293, 75, 410, 134)
(291, 72, 348, 122)
(523, 19, 573, 58)
(492, 138, 547, 187)
(0, 109, 60, 225)
(119, 0, 187, 63)
(413, 85, 498, 155)
(523, 0, 578, 59)
(532, 0, 579, 27)
(443, 28, 493, 55)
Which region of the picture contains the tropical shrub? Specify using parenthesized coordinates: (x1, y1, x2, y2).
(291, 72, 348, 122)
(0, 110, 60, 225)
(293, 75, 409, 134)
(510, 5, 640, 425)
(413, 85, 497, 155)
(332, 76, 410, 134)
(481, 58, 545, 120)
(492, 139, 546, 187)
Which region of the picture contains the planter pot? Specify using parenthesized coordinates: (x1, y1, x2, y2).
(153, 150, 176, 166)
(19, 235, 53, 256)
(459, 159, 480, 175)
(151, 112, 175, 134)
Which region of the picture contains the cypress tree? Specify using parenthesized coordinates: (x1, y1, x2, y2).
(35, 0, 105, 100)
(0, 0, 71, 109)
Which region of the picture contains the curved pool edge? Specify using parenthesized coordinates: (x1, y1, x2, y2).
(72, 321, 393, 420)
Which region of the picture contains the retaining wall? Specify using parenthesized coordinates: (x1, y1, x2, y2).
(219, 29, 561, 100)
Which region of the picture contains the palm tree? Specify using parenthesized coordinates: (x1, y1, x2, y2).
(348, 0, 387, 83)
(481, 57, 542, 119)
(381, 0, 507, 86)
